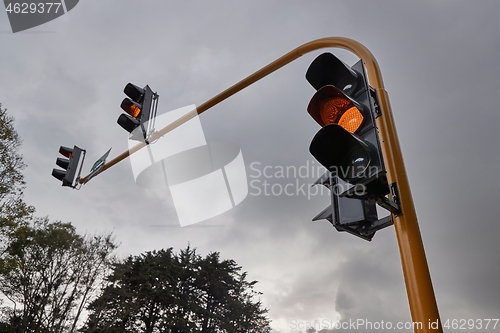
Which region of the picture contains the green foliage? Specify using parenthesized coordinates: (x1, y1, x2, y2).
(0, 218, 118, 333)
(84, 246, 271, 333)
(0, 104, 34, 230)
(0, 105, 118, 332)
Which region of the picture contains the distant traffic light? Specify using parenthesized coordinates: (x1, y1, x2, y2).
(306, 53, 397, 240)
(117, 83, 158, 141)
(52, 145, 85, 188)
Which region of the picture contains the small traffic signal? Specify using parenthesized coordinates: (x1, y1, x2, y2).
(117, 83, 158, 141)
(306, 53, 398, 240)
(311, 171, 392, 241)
(52, 145, 85, 188)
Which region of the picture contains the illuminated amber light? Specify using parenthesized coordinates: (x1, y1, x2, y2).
(319, 97, 350, 125)
(338, 107, 363, 133)
(128, 104, 141, 118)
(318, 97, 363, 133)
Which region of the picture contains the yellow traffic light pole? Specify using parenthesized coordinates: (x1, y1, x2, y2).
(80, 37, 443, 332)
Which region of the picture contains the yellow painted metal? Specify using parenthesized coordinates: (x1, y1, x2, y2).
(80, 37, 443, 332)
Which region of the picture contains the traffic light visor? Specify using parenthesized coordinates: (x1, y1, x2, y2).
(52, 169, 66, 181)
(58, 146, 73, 158)
(117, 113, 140, 133)
(121, 98, 141, 118)
(310, 124, 372, 181)
(56, 157, 69, 170)
(123, 83, 144, 102)
(306, 52, 361, 96)
(308, 85, 364, 132)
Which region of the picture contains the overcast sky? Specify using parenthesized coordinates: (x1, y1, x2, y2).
(1, 1, 499, 332)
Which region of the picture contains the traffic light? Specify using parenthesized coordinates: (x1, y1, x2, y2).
(311, 171, 392, 241)
(306, 53, 398, 240)
(117, 83, 158, 141)
(52, 145, 85, 188)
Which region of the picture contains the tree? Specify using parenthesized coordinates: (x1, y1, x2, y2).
(0, 105, 118, 332)
(0, 218, 117, 333)
(0, 103, 35, 332)
(85, 248, 180, 333)
(0, 104, 34, 253)
(84, 246, 271, 333)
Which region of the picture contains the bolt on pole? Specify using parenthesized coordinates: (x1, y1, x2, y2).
(80, 37, 443, 331)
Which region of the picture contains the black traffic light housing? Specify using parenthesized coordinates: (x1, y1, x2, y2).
(312, 171, 392, 241)
(52, 145, 85, 188)
(307, 53, 388, 199)
(117, 83, 158, 142)
(306, 53, 399, 240)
